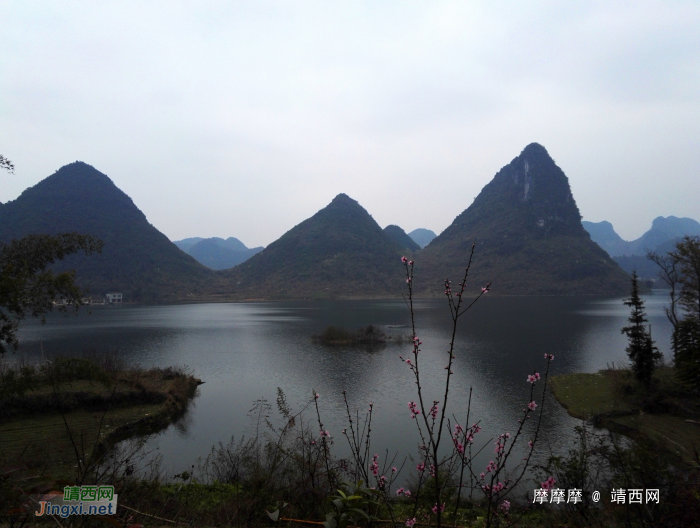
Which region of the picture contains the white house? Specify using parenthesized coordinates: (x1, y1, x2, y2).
(106, 292, 123, 304)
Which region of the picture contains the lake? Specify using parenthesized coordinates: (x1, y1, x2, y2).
(12, 291, 675, 484)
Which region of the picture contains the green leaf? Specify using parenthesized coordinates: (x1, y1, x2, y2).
(348, 508, 370, 519)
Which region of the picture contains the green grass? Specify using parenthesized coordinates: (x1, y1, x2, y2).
(551, 367, 700, 462)
(549, 371, 634, 419)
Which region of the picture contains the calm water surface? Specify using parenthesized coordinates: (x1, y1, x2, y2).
(14, 292, 674, 481)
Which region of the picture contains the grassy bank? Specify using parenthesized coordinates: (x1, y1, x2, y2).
(0, 357, 202, 478)
(550, 366, 700, 462)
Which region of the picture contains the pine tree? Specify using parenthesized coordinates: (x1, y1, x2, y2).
(674, 318, 700, 389)
(621, 271, 661, 387)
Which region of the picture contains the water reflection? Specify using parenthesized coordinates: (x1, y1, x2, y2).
(13, 292, 674, 479)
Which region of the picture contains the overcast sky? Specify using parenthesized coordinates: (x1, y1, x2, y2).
(1, 1, 698, 246)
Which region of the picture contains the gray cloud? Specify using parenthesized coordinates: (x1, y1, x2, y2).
(1, 1, 698, 245)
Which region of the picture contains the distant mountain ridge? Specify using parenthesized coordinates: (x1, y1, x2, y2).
(583, 216, 700, 279)
(0, 152, 642, 303)
(417, 143, 629, 295)
(408, 228, 437, 248)
(583, 216, 700, 257)
(0, 162, 217, 302)
(223, 194, 406, 299)
(174, 236, 264, 270)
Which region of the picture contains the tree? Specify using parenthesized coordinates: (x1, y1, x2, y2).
(621, 271, 661, 387)
(648, 236, 700, 388)
(0, 155, 14, 174)
(1, 156, 103, 353)
(672, 237, 700, 389)
(0, 233, 103, 353)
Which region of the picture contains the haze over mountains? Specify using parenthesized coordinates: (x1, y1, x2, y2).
(174, 237, 264, 270)
(583, 216, 700, 278)
(408, 228, 437, 248)
(583, 217, 700, 257)
(0, 144, 642, 301)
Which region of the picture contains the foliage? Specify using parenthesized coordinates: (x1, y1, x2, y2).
(674, 236, 700, 319)
(0, 232, 103, 353)
(0, 154, 13, 174)
(648, 236, 700, 388)
(621, 271, 661, 387)
(537, 425, 700, 528)
(674, 318, 700, 389)
(0, 161, 216, 303)
(0, 359, 37, 400)
(322, 481, 380, 528)
(42, 356, 112, 386)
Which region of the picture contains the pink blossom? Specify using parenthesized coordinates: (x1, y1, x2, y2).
(480, 472, 485, 479)
(499, 500, 511, 513)
(416, 462, 425, 473)
(404, 490, 411, 498)
(396, 487, 405, 496)
(315, 393, 319, 399)
(481, 286, 489, 293)
(408, 260, 414, 266)
(527, 374, 537, 384)
(371, 454, 379, 476)
(528, 401, 538, 411)
(541, 476, 556, 490)
(401, 256, 408, 263)
(528, 440, 533, 449)
(392, 467, 397, 473)
(406, 518, 416, 527)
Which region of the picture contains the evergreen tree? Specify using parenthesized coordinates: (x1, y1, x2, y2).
(672, 236, 700, 389)
(621, 271, 661, 387)
(675, 318, 700, 389)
